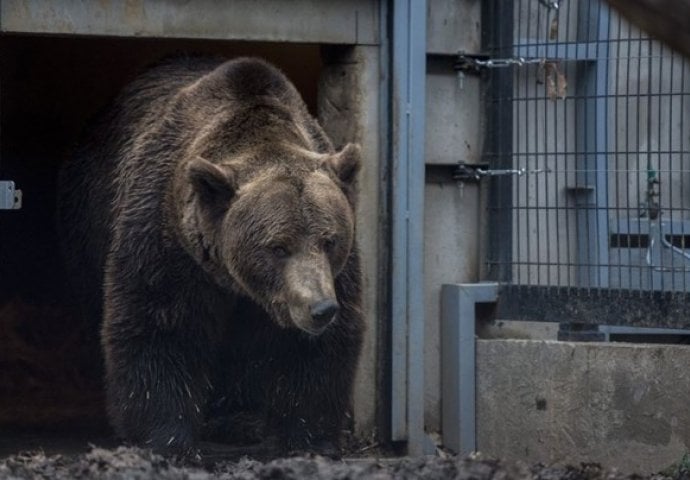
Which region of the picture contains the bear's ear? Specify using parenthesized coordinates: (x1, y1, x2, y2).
(325, 143, 361, 187)
(187, 157, 237, 207)
(323, 143, 361, 206)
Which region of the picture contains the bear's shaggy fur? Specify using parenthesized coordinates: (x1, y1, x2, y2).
(58, 57, 364, 453)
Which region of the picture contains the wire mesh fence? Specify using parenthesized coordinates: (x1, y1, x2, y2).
(484, 0, 690, 326)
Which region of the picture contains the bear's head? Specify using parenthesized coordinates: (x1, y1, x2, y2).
(182, 143, 361, 335)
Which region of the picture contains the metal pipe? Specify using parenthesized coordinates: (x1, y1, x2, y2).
(389, 0, 428, 455)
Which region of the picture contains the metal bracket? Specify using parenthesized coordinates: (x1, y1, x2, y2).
(441, 283, 498, 455)
(453, 162, 490, 183)
(454, 54, 491, 75)
(0, 181, 22, 210)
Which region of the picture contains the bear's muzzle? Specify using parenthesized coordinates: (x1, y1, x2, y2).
(309, 298, 339, 332)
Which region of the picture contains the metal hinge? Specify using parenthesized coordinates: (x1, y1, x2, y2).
(0, 181, 22, 210)
(453, 162, 551, 183)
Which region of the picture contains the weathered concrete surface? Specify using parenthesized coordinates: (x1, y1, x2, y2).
(425, 58, 483, 166)
(0, 0, 379, 45)
(476, 339, 690, 474)
(319, 46, 381, 437)
(427, 0, 481, 55)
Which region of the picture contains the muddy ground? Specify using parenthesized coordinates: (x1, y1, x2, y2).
(1, 446, 689, 480)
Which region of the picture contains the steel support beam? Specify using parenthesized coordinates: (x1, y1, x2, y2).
(441, 283, 498, 456)
(574, 0, 611, 288)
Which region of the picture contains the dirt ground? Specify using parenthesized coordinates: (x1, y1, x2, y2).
(1, 446, 689, 480)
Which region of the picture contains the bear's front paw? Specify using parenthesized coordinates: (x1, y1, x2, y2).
(202, 412, 266, 445)
(283, 435, 341, 459)
(130, 423, 197, 455)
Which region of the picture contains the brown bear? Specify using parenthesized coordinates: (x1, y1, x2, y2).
(57, 56, 364, 454)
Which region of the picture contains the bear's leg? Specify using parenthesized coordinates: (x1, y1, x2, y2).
(268, 253, 364, 455)
(102, 290, 213, 452)
(268, 324, 362, 455)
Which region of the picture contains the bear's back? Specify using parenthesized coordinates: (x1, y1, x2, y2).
(57, 56, 232, 320)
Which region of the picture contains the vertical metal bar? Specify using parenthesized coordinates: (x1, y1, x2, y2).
(681, 56, 687, 294)
(666, 46, 676, 290)
(520, 0, 527, 286)
(485, 0, 515, 284)
(646, 36, 663, 291)
(574, 0, 609, 289)
(595, 1, 611, 288)
(614, 11, 623, 290)
(625, 20, 637, 292)
(526, 0, 534, 286)
(534, 0, 541, 287)
(659, 41, 671, 290)
(517, 0, 524, 286)
(390, 0, 428, 456)
(564, 0, 573, 288)
(515, 1, 522, 287)
(523, 0, 546, 285)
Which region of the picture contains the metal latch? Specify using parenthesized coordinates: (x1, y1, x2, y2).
(0, 181, 22, 210)
(455, 54, 546, 74)
(453, 162, 551, 183)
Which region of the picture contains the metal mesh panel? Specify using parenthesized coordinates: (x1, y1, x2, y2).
(486, 0, 690, 326)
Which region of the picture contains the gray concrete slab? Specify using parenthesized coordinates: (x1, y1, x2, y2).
(476, 339, 690, 474)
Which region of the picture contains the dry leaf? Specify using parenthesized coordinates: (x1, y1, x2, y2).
(549, 16, 559, 39)
(544, 62, 567, 100)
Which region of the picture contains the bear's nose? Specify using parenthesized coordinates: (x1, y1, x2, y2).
(310, 299, 339, 329)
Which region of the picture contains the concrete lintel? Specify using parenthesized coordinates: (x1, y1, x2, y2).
(0, 0, 379, 45)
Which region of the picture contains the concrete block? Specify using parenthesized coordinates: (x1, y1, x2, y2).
(476, 339, 690, 474)
(427, 0, 481, 55)
(425, 57, 483, 165)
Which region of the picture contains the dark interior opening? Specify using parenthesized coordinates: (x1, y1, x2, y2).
(609, 233, 650, 249)
(0, 34, 322, 442)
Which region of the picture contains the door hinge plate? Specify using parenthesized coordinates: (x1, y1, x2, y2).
(0, 181, 22, 210)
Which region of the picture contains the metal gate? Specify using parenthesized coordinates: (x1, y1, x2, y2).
(483, 0, 690, 329)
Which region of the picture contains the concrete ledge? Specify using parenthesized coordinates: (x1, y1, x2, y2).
(0, 0, 379, 45)
(476, 339, 690, 474)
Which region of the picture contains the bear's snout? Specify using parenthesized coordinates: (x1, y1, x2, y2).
(310, 299, 339, 331)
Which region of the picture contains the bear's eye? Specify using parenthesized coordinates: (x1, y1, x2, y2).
(322, 237, 336, 251)
(270, 245, 289, 259)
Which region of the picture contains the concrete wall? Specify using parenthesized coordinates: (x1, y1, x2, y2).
(477, 339, 690, 474)
(319, 46, 381, 436)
